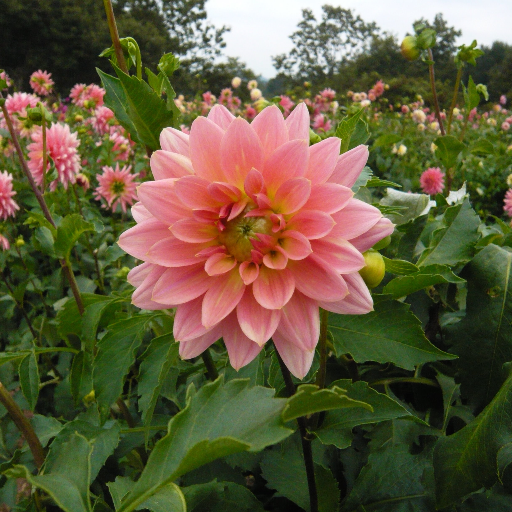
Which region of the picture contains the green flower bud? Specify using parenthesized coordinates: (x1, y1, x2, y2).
(116, 266, 130, 279)
(372, 235, 391, 251)
(401, 36, 420, 61)
(15, 236, 25, 247)
(359, 250, 385, 289)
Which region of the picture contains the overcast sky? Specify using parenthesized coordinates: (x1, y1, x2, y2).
(207, 0, 511, 78)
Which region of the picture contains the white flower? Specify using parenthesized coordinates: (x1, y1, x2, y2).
(397, 144, 407, 156)
(250, 88, 262, 101)
(231, 77, 241, 88)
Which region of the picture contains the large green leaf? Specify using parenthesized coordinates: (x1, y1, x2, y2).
(446, 244, 512, 410)
(433, 135, 466, 169)
(54, 214, 95, 260)
(70, 351, 94, 405)
(329, 299, 456, 370)
(117, 377, 292, 512)
(380, 189, 430, 225)
(417, 198, 480, 267)
(335, 108, 365, 154)
(19, 350, 39, 410)
(433, 367, 512, 508)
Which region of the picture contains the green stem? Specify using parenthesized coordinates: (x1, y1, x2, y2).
(40, 104, 47, 192)
(201, 349, 219, 381)
(446, 66, 463, 134)
(370, 377, 440, 388)
(102, 0, 128, 74)
(427, 48, 445, 136)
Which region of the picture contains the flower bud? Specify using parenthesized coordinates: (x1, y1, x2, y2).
(74, 114, 83, 122)
(401, 36, 420, 61)
(359, 250, 385, 289)
(15, 236, 25, 247)
(372, 235, 391, 251)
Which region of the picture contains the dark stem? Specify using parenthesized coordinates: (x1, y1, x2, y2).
(315, 309, 329, 390)
(102, 0, 128, 74)
(341, 354, 359, 382)
(276, 351, 318, 512)
(446, 66, 463, 135)
(0, 382, 45, 468)
(201, 349, 219, 381)
(115, 398, 148, 464)
(41, 107, 47, 192)
(427, 48, 446, 136)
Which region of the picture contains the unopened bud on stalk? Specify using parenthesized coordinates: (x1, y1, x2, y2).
(15, 236, 25, 247)
(401, 36, 420, 61)
(359, 250, 385, 289)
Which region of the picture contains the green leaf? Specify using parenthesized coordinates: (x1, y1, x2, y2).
(380, 189, 430, 225)
(351, 166, 372, 192)
(70, 351, 94, 405)
(347, 118, 370, 151)
(30, 414, 63, 447)
(93, 316, 150, 422)
(372, 133, 402, 148)
(365, 177, 402, 188)
(463, 75, 481, 111)
(157, 53, 180, 77)
(19, 351, 39, 411)
(383, 264, 465, 298)
(417, 198, 481, 267)
(433, 367, 512, 508)
(446, 244, 512, 409)
(282, 384, 372, 422)
(497, 443, 512, 486)
(382, 256, 419, 275)
(315, 380, 415, 449)
(470, 138, 495, 156)
(82, 296, 123, 351)
(34, 226, 55, 256)
(107, 476, 133, 509)
(329, 300, 456, 370)
(139, 483, 187, 512)
(117, 378, 292, 512)
(335, 108, 365, 154)
(54, 214, 95, 259)
(433, 135, 466, 169)
(396, 215, 428, 261)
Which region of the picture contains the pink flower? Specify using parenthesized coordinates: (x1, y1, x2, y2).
(27, 123, 81, 191)
(91, 106, 115, 135)
(401, 105, 410, 114)
(0, 71, 12, 89)
(420, 167, 445, 195)
(1, 92, 40, 138)
(29, 70, 54, 96)
(502, 121, 510, 131)
(118, 104, 393, 378)
(500, 95, 507, 106)
(244, 105, 256, 120)
(320, 88, 336, 101)
(280, 96, 295, 117)
(202, 91, 215, 106)
(373, 80, 385, 97)
(94, 164, 138, 213)
(0, 171, 19, 220)
(70, 83, 86, 105)
(70, 83, 105, 108)
(109, 130, 132, 161)
(0, 234, 9, 251)
(504, 189, 512, 217)
(312, 113, 331, 132)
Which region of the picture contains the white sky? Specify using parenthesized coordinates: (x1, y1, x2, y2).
(207, 0, 512, 77)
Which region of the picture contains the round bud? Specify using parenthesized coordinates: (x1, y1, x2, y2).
(359, 250, 385, 289)
(372, 235, 391, 251)
(74, 114, 83, 122)
(401, 36, 420, 61)
(15, 236, 25, 247)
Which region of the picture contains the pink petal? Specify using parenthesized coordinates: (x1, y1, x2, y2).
(202, 268, 245, 328)
(261, 139, 309, 191)
(174, 296, 209, 341)
(319, 272, 373, 314)
(131, 265, 170, 309)
(239, 261, 260, 285)
(330, 199, 382, 240)
(303, 183, 353, 214)
(311, 238, 365, 274)
(174, 175, 219, 210)
(222, 312, 262, 370)
(207, 182, 242, 203)
(171, 218, 218, 243)
(275, 291, 319, 351)
(179, 325, 223, 359)
(205, 252, 237, 276)
(152, 263, 210, 304)
(150, 150, 193, 180)
(146, 237, 208, 267)
(273, 332, 315, 379)
(289, 254, 348, 302)
(263, 246, 288, 270)
(131, 202, 152, 223)
(244, 168, 266, 201)
(160, 127, 190, 157)
(277, 230, 312, 260)
(251, 105, 289, 160)
(137, 179, 191, 225)
(273, 177, 311, 214)
(127, 262, 153, 287)
(207, 104, 235, 130)
(253, 266, 295, 309)
(220, 117, 264, 187)
(118, 218, 171, 260)
(189, 117, 226, 181)
(286, 210, 335, 239)
(306, 137, 341, 184)
(328, 145, 369, 188)
(285, 102, 310, 141)
(349, 218, 395, 252)
(236, 288, 281, 345)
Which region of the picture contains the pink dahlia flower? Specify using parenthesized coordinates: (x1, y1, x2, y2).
(70, 83, 105, 108)
(0, 71, 12, 89)
(0, 171, 19, 220)
(27, 123, 81, 191)
(91, 106, 115, 135)
(504, 189, 512, 217)
(1, 92, 40, 138)
(420, 167, 445, 195)
(312, 113, 331, 132)
(279, 96, 295, 117)
(0, 234, 9, 251)
(94, 164, 138, 213)
(118, 104, 393, 378)
(29, 70, 54, 96)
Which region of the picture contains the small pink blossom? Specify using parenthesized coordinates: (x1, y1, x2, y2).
(29, 70, 54, 96)
(279, 96, 295, 117)
(0, 171, 19, 220)
(94, 164, 138, 213)
(244, 105, 256, 120)
(401, 105, 410, 114)
(0, 234, 9, 251)
(420, 167, 445, 195)
(500, 95, 507, 106)
(109, 130, 132, 161)
(70, 83, 105, 108)
(504, 189, 512, 217)
(202, 91, 215, 106)
(502, 121, 510, 131)
(312, 113, 331, 132)
(320, 88, 336, 101)
(91, 106, 115, 135)
(373, 80, 385, 97)
(0, 71, 12, 89)
(1, 92, 40, 138)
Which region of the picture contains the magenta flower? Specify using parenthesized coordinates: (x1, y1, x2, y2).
(118, 104, 393, 378)
(29, 70, 54, 96)
(0, 234, 9, 251)
(0, 171, 19, 220)
(504, 190, 512, 217)
(94, 164, 138, 213)
(27, 123, 81, 191)
(420, 167, 445, 195)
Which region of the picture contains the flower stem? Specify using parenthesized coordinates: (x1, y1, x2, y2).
(276, 351, 318, 512)
(446, 66, 463, 135)
(315, 309, 329, 390)
(102, 0, 128, 74)
(201, 349, 219, 381)
(427, 49, 445, 136)
(40, 103, 47, 192)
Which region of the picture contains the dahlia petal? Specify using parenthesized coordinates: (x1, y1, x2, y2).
(130, 202, 152, 223)
(311, 238, 366, 274)
(285, 102, 310, 141)
(160, 127, 190, 157)
(152, 263, 210, 305)
(349, 218, 395, 252)
(244, 168, 266, 201)
(207, 182, 242, 203)
(228, 199, 249, 221)
(137, 179, 191, 225)
(146, 237, 209, 267)
(205, 252, 237, 276)
(222, 312, 262, 370)
(263, 247, 288, 270)
(179, 325, 223, 359)
(330, 199, 382, 240)
(278, 230, 312, 260)
(118, 218, 171, 260)
(189, 117, 226, 181)
(273, 332, 315, 379)
(328, 145, 369, 188)
(251, 105, 289, 160)
(275, 292, 319, 351)
(289, 255, 348, 302)
(239, 261, 260, 285)
(253, 266, 295, 309)
(207, 104, 236, 130)
(150, 150, 193, 180)
(174, 296, 209, 341)
(202, 268, 245, 328)
(171, 218, 218, 243)
(304, 183, 353, 214)
(306, 137, 341, 184)
(286, 210, 335, 239)
(236, 288, 281, 345)
(174, 175, 219, 210)
(273, 178, 311, 214)
(132, 265, 171, 310)
(220, 117, 264, 187)
(127, 261, 153, 287)
(319, 272, 373, 314)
